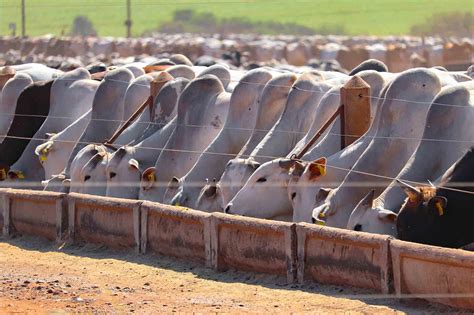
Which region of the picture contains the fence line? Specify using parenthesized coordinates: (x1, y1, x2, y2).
(2, 132, 474, 196)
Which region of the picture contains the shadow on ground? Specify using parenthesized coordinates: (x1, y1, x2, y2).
(0, 235, 460, 313)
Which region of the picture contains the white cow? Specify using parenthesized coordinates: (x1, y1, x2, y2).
(62, 68, 134, 186)
(225, 73, 337, 218)
(36, 109, 93, 180)
(290, 68, 466, 224)
(225, 70, 392, 222)
(139, 74, 231, 203)
(170, 69, 273, 209)
(67, 144, 111, 195)
(312, 68, 442, 228)
(104, 78, 189, 199)
(196, 73, 297, 211)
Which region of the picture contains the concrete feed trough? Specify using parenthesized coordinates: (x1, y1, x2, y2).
(296, 223, 392, 293)
(391, 239, 474, 309)
(68, 193, 141, 250)
(140, 201, 211, 265)
(210, 213, 297, 283)
(2, 189, 66, 241)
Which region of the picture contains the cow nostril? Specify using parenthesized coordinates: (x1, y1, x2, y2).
(224, 205, 231, 213)
(354, 224, 362, 232)
(311, 216, 316, 224)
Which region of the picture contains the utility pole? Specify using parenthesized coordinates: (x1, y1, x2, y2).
(125, 0, 132, 37)
(21, 0, 26, 37)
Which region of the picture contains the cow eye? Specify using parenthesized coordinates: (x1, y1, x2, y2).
(109, 172, 116, 179)
(84, 175, 91, 182)
(354, 224, 362, 232)
(291, 192, 296, 200)
(256, 177, 267, 183)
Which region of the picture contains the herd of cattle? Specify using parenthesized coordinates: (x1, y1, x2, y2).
(0, 55, 473, 251)
(1, 34, 473, 73)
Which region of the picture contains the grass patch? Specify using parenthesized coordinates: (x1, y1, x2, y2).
(0, 0, 472, 37)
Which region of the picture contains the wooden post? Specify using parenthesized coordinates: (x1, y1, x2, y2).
(339, 76, 371, 148)
(125, 0, 132, 38)
(21, 0, 26, 37)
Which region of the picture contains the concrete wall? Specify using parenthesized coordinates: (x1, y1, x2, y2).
(296, 223, 392, 293)
(1, 189, 473, 310)
(2, 189, 66, 241)
(68, 193, 141, 251)
(210, 213, 296, 282)
(140, 201, 211, 265)
(0, 188, 10, 232)
(391, 239, 474, 309)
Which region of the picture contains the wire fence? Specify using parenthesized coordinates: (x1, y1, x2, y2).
(1, 69, 473, 196)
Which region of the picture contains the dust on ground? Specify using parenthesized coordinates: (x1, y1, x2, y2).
(0, 236, 459, 314)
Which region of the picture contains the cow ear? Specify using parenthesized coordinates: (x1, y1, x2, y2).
(279, 158, 295, 170)
(316, 187, 331, 202)
(62, 178, 71, 188)
(141, 167, 156, 191)
(378, 209, 397, 222)
(360, 190, 375, 208)
(290, 160, 305, 177)
(398, 179, 423, 204)
(308, 157, 326, 180)
(428, 196, 447, 216)
(246, 159, 261, 171)
(204, 179, 217, 198)
(169, 176, 180, 189)
(128, 158, 140, 170)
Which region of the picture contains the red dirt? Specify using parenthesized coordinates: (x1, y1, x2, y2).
(0, 236, 458, 314)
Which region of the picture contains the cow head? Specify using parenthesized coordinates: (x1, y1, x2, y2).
(163, 176, 182, 205)
(346, 190, 397, 236)
(396, 180, 447, 245)
(288, 157, 327, 222)
(79, 150, 109, 196)
(195, 178, 223, 212)
(225, 158, 308, 220)
(311, 187, 335, 225)
(206, 158, 261, 212)
(105, 146, 143, 199)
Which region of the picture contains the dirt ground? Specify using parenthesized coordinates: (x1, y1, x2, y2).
(0, 236, 460, 314)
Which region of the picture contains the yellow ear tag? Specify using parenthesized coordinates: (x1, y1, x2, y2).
(318, 211, 326, 219)
(147, 173, 155, 182)
(317, 164, 326, 176)
(316, 220, 326, 226)
(40, 154, 47, 162)
(0, 169, 6, 180)
(16, 172, 25, 179)
(435, 202, 444, 216)
(174, 202, 180, 207)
